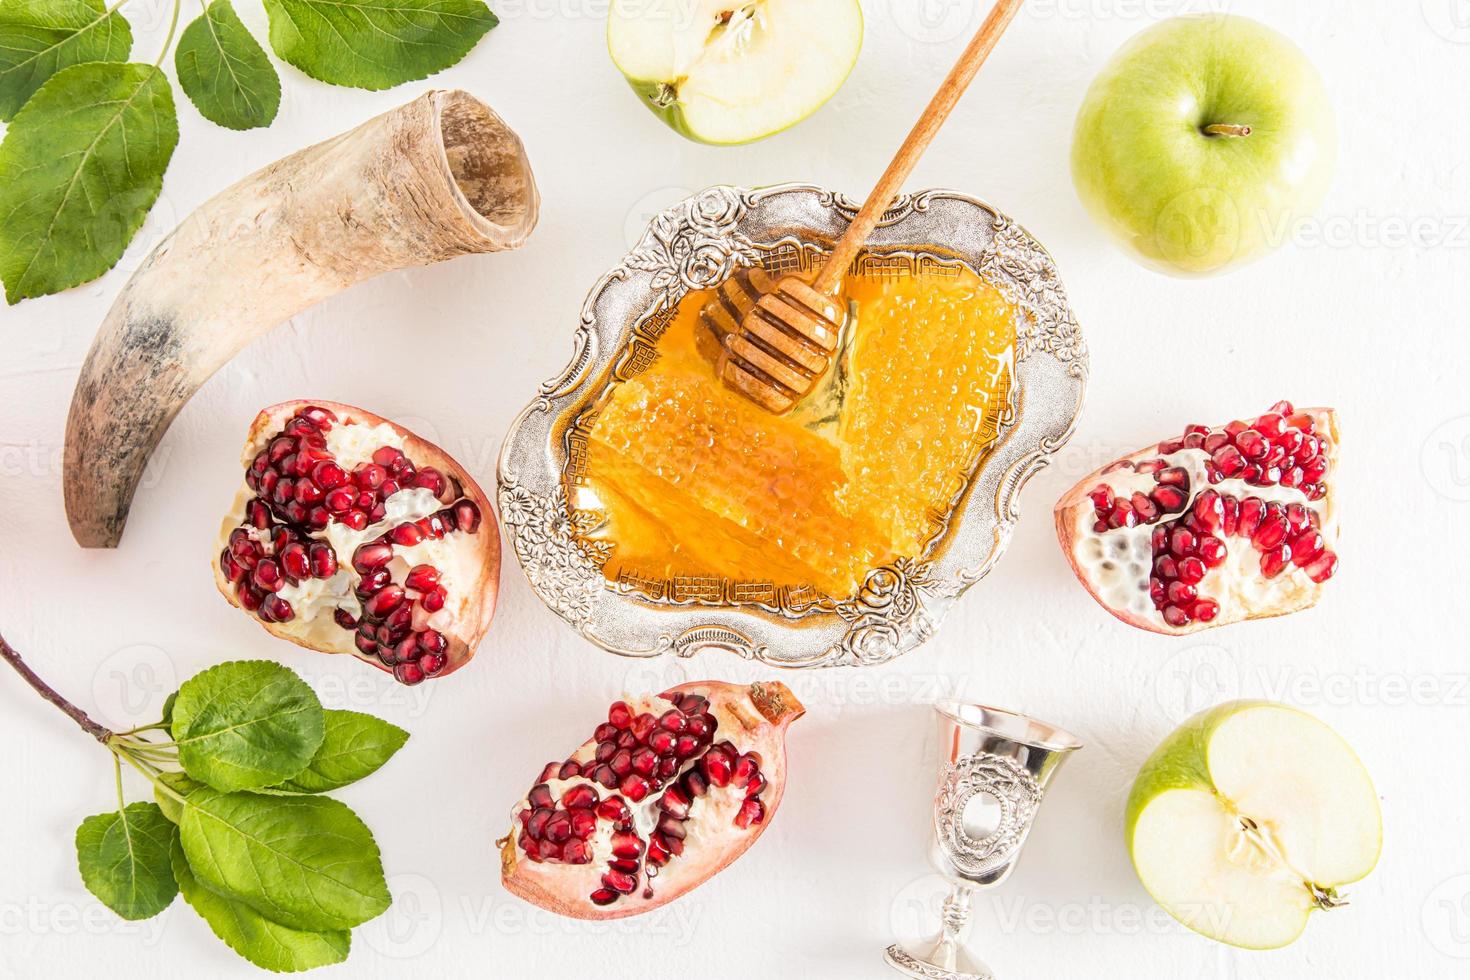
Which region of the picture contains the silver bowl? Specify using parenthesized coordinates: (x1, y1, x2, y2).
(497, 184, 1087, 668)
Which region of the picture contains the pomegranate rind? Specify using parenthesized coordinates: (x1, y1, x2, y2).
(500, 680, 803, 921)
(212, 400, 500, 678)
(1054, 407, 1339, 636)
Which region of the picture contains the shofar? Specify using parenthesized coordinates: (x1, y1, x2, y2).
(64, 89, 539, 548)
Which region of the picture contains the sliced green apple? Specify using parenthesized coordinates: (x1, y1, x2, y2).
(608, 0, 862, 145)
(1126, 701, 1381, 949)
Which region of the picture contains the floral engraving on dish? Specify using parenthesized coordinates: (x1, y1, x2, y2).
(624, 186, 763, 299)
(499, 482, 608, 627)
(979, 218, 1087, 369)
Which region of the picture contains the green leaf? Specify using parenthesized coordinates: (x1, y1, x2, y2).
(262, 0, 497, 91)
(264, 710, 408, 794)
(171, 838, 350, 972)
(175, 0, 280, 130)
(0, 61, 177, 303)
(160, 690, 177, 726)
(177, 786, 390, 932)
(0, 0, 132, 120)
(170, 661, 326, 793)
(75, 802, 178, 920)
(154, 771, 203, 824)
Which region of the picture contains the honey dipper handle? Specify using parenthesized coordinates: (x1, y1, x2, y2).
(813, 0, 1027, 296)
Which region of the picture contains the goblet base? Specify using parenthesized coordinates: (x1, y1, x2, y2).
(884, 940, 995, 980)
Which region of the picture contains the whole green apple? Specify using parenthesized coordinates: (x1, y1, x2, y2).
(1126, 701, 1381, 949)
(1071, 15, 1337, 276)
(608, 0, 862, 146)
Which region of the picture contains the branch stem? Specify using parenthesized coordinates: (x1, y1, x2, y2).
(0, 630, 112, 743)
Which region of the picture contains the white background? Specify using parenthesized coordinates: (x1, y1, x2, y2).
(1, 0, 1467, 976)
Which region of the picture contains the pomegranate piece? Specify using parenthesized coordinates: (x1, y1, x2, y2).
(1055, 402, 1340, 635)
(500, 681, 803, 920)
(213, 401, 500, 682)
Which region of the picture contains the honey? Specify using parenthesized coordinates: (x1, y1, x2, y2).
(567, 257, 1017, 604)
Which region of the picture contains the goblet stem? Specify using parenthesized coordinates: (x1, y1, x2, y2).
(938, 885, 975, 955)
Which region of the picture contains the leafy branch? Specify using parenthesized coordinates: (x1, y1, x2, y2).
(0, 0, 499, 302)
(1, 629, 409, 971)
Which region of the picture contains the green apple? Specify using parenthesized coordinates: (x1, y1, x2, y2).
(608, 0, 862, 145)
(1071, 15, 1337, 276)
(1126, 701, 1381, 949)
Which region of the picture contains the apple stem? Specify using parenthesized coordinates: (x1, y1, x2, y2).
(1203, 123, 1252, 138)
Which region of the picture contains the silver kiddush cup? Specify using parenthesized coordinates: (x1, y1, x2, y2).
(884, 702, 1083, 980)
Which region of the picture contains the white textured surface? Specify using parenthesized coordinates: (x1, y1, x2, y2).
(0, 1, 1466, 976)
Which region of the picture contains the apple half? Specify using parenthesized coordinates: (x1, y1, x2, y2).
(1126, 701, 1382, 949)
(608, 0, 863, 145)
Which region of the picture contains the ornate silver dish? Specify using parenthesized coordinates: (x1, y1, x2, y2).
(497, 184, 1086, 668)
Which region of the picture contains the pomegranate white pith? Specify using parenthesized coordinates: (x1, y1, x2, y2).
(1055, 401, 1339, 635)
(214, 402, 499, 683)
(500, 681, 803, 919)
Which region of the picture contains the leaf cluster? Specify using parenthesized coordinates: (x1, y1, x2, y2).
(77, 660, 409, 971)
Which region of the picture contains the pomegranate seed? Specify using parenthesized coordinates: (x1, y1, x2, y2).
(247, 499, 272, 529)
(1235, 429, 1268, 460)
(609, 701, 633, 729)
(1155, 555, 1178, 580)
(1237, 498, 1264, 539)
(1289, 531, 1325, 566)
(352, 542, 393, 573)
(414, 468, 447, 497)
(734, 799, 765, 829)
(1150, 485, 1187, 513)
(1252, 516, 1289, 551)
(294, 481, 323, 505)
(745, 772, 766, 797)
(1197, 536, 1227, 567)
(372, 446, 404, 467)
(1260, 546, 1292, 579)
(454, 501, 482, 533)
(597, 798, 629, 822)
(630, 713, 657, 741)
(340, 510, 368, 531)
(684, 770, 708, 797)
(419, 629, 447, 654)
(602, 870, 637, 894)
(656, 814, 686, 840)
(354, 464, 387, 490)
(1155, 466, 1189, 488)
(609, 749, 633, 776)
(1203, 432, 1230, 454)
(610, 830, 644, 858)
(333, 608, 358, 630)
(261, 594, 293, 622)
(1167, 581, 1198, 606)
(364, 586, 406, 618)
(657, 710, 687, 733)
(390, 523, 425, 546)
(562, 839, 592, 865)
(1150, 580, 1167, 606)
(630, 748, 658, 777)
(673, 734, 699, 757)
(1182, 431, 1206, 449)
(237, 586, 264, 612)
(733, 752, 762, 786)
(1192, 598, 1220, 622)
(1088, 485, 1113, 511)
(1131, 492, 1159, 523)
(1305, 550, 1339, 583)
(544, 812, 572, 843)
(619, 774, 651, 802)
(1302, 456, 1328, 482)
(1170, 528, 1195, 556)
(279, 543, 310, 580)
(1161, 605, 1189, 628)
(589, 889, 618, 906)
(354, 631, 377, 655)
(702, 749, 733, 787)
(592, 765, 618, 788)
(253, 559, 284, 592)
(405, 565, 439, 592)
(1211, 445, 1246, 478)
(303, 543, 336, 578)
(1176, 557, 1205, 585)
(393, 634, 419, 663)
(686, 714, 712, 738)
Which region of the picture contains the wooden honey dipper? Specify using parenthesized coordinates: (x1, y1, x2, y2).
(700, 0, 1027, 414)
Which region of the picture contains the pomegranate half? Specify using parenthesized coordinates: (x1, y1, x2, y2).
(1055, 401, 1339, 635)
(501, 681, 803, 919)
(214, 401, 499, 683)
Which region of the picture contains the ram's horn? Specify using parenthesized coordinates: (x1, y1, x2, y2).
(64, 89, 539, 548)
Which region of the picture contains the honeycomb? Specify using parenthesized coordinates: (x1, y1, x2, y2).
(573, 261, 1016, 602)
